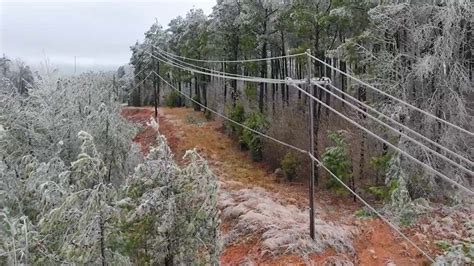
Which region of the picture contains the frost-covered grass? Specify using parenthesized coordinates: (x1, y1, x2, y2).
(412, 205, 474, 265)
(219, 185, 357, 258)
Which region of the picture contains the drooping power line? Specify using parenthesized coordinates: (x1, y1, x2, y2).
(147, 51, 306, 85)
(323, 82, 473, 168)
(306, 52, 474, 137)
(154, 45, 306, 64)
(151, 70, 436, 263)
(310, 80, 474, 175)
(143, 48, 474, 192)
(288, 81, 474, 195)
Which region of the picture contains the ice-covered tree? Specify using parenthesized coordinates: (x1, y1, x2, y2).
(0, 72, 136, 181)
(113, 135, 220, 265)
(336, 0, 473, 201)
(0, 64, 221, 264)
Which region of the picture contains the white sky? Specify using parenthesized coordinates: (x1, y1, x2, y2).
(0, 0, 215, 74)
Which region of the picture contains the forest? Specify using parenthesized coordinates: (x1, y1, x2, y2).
(1, 0, 473, 265)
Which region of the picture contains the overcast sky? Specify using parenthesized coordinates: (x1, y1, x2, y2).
(0, 0, 215, 74)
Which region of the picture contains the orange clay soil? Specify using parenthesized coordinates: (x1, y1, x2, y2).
(122, 106, 439, 265)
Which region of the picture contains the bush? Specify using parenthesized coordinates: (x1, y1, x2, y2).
(242, 112, 268, 162)
(370, 153, 392, 184)
(366, 179, 399, 202)
(399, 209, 416, 226)
(227, 103, 246, 137)
(244, 83, 257, 102)
(280, 152, 299, 181)
(370, 153, 392, 172)
(165, 91, 181, 107)
(322, 131, 352, 195)
(354, 208, 375, 219)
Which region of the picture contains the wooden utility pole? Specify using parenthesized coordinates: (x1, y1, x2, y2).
(307, 49, 315, 240)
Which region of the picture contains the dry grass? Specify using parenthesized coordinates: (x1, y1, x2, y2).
(219, 185, 357, 258)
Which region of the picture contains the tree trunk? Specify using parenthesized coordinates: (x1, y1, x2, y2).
(178, 78, 182, 106)
(223, 62, 227, 104)
(357, 86, 367, 186)
(194, 75, 201, 111)
(340, 60, 347, 107)
(259, 40, 267, 113)
(99, 216, 106, 266)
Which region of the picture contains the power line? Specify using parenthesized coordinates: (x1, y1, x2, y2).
(306, 52, 474, 137)
(131, 53, 473, 178)
(323, 82, 473, 168)
(151, 71, 435, 263)
(156, 49, 268, 79)
(127, 47, 465, 263)
(132, 66, 148, 79)
(311, 80, 474, 176)
(149, 51, 270, 82)
(155, 50, 472, 162)
(147, 51, 306, 85)
(152, 70, 307, 154)
(131, 53, 472, 182)
(154, 45, 306, 64)
(289, 81, 474, 195)
(142, 47, 473, 136)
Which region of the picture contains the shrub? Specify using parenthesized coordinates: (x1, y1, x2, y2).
(165, 91, 181, 107)
(370, 153, 392, 172)
(366, 179, 399, 202)
(399, 209, 416, 226)
(227, 103, 246, 137)
(435, 240, 451, 251)
(242, 112, 268, 161)
(321, 131, 352, 195)
(280, 152, 299, 181)
(370, 153, 392, 184)
(354, 208, 375, 219)
(244, 83, 257, 102)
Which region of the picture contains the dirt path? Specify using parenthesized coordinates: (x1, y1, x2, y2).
(122, 106, 439, 265)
